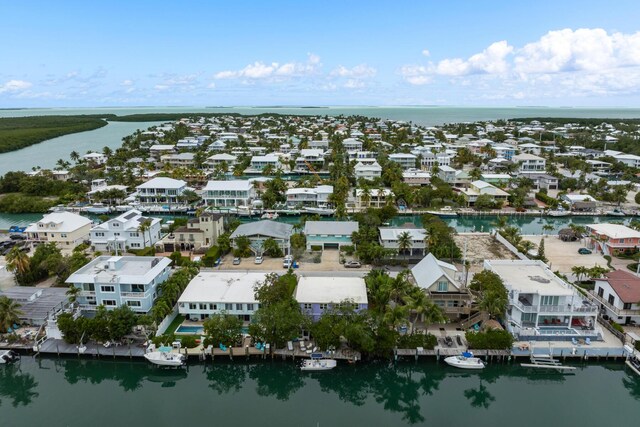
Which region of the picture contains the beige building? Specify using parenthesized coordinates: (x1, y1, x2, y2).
(25, 211, 93, 251)
(160, 213, 224, 252)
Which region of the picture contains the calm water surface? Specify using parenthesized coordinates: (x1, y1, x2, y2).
(0, 357, 639, 427)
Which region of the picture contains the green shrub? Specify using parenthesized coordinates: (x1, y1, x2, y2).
(310, 245, 323, 251)
(397, 333, 437, 350)
(465, 329, 513, 350)
(341, 245, 355, 256)
(179, 335, 199, 348)
(202, 246, 221, 267)
(635, 341, 640, 351)
(604, 255, 613, 269)
(129, 246, 155, 256)
(610, 321, 624, 333)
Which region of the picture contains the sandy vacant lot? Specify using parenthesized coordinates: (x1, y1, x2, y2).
(455, 233, 517, 265)
(521, 235, 609, 274)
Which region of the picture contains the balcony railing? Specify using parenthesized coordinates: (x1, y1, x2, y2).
(512, 299, 597, 313)
(589, 291, 640, 316)
(78, 304, 98, 311)
(79, 291, 96, 297)
(121, 291, 147, 298)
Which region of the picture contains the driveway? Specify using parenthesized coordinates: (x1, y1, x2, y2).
(522, 235, 610, 275)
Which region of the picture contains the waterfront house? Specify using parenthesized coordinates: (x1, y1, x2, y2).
(161, 152, 195, 168)
(295, 276, 368, 322)
(354, 188, 392, 208)
(250, 154, 281, 172)
(437, 165, 457, 184)
(402, 169, 431, 186)
(295, 149, 325, 171)
(460, 180, 509, 206)
(25, 211, 92, 251)
(586, 223, 640, 256)
(0, 287, 70, 327)
(410, 253, 471, 320)
(206, 153, 238, 170)
(66, 256, 171, 314)
(354, 161, 382, 181)
(561, 194, 597, 211)
(484, 259, 599, 341)
(178, 272, 264, 322)
(303, 221, 358, 251)
(160, 212, 224, 252)
(230, 220, 294, 256)
(203, 180, 256, 207)
(342, 138, 363, 152)
(480, 173, 511, 186)
(378, 226, 427, 257)
(90, 209, 161, 252)
(591, 270, 640, 325)
(135, 177, 188, 207)
(525, 174, 559, 191)
(82, 152, 108, 165)
(149, 144, 176, 159)
(286, 185, 332, 208)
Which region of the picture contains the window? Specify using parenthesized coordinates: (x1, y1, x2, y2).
(597, 287, 604, 298)
(60, 233, 67, 238)
(101, 285, 115, 293)
(126, 301, 141, 307)
(130, 232, 139, 237)
(235, 303, 243, 311)
(199, 303, 207, 310)
(246, 304, 254, 311)
(82, 283, 95, 291)
(131, 243, 141, 248)
(189, 303, 197, 310)
(608, 295, 615, 305)
(131, 284, 145, 293)
(540, 295, 559, 306)
(102, 300, 116, 306)
(437, 281, 448, 292)
(623, 303, 632, 310)
(225, 303, 233, 311)
(303, 303, 312, 310)
(94, 232, 105, 237)
(212, 304, 218, 310)
(319, 303, 328, 310)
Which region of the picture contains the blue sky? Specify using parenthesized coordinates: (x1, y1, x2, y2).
(2, 0, 640, 107)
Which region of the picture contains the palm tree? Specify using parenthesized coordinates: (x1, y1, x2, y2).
(588, 265, 609, 280)
(138, 219, 153, 247)
(0, 296, 23, 333)
(478, 290, 508, 320)
(520, 240, 536, 255)
(542, 224, 554, 236)
(70, 150, 80, 163)
(397, 231, 413, 259)
(360, 187, 372, 208)
(5, 246, 31, 281)
(571, 265, 589, 284)
(66, 286, 81, 304)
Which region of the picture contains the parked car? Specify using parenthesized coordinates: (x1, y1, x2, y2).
(254, 256, 264, 264)
(578, 248, 592, 255)
(232, 257, 241, 265)
(283, 255, 293, 268)
(344, 261, 362, 268)
(9, 234, 26, 240)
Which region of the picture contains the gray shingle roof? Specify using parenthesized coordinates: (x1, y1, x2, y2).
(304, 221, 358, 236)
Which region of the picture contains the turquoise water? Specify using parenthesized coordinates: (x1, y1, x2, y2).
(0, 120, 164, 176)
(175, 325, 204, 334)
(1, 357, 639, 426)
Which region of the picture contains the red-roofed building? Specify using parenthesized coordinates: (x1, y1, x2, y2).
(592, 270, 640, 325)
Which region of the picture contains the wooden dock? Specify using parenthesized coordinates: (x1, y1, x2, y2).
(37, 339, 146, 358)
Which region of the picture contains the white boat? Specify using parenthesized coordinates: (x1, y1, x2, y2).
(302, 207, 335, 216)
(261, 212, 279, 220)
(301, 354, 337, 371)
(0, 350, 19, 364)
(144, 351, 186, 367)
(605, 208, 626, 217)
(85, 203, 111, 214)
(444, 352, 485, 370)
(425, 206, 458, 218)
(548, 208, 570, 217)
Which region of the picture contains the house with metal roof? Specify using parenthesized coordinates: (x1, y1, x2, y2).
(90, 209, 161, 252)
(410, 253, 471, 319)
(303, 221, 358, 250)
(25, 211, 93, 251)
(0, 287, 70, 326)
(230, 220, 294, 255)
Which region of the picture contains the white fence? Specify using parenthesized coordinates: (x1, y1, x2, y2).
(156, 304, 179, 336)
(494, 232, 529, 260)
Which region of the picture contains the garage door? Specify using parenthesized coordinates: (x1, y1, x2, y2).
(323, 243, 339, 249)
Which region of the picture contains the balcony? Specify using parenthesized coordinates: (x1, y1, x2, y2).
(79, 291, 96, 297)
(78, 304, 98, 311)
(589, 291, 640, 316)
(512, 299, 597, 314)
(121, 291, 147, 298)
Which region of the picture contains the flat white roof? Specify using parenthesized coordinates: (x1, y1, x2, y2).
(379, 227, 426, 241)
(588, 223, 640, 239)
(484, 260, 573, 296)
(178, 272, 264, 304)
(204, 180, 252, 191)
(294, 276, 368, 304)
(66, 256, 171, 285)
(137, 177, 186, 189)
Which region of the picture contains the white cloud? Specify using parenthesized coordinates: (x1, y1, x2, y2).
(214, 54, 321, 80)
(344, 79, 365, 89)
(207, 82, 216, 89)
(398, 65, 431, 85)
(330, 64, 377, 78)
(121, 79, 134, 86)
(435, 40, 513, 76)
(422, 49, 430, 57)
(0, 79, 33, 93)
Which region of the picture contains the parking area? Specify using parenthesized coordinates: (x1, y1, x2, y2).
(214, 249, 368, 273)
(522, 235, 610, 274)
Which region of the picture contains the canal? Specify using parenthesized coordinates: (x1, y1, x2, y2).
(0, 357, 639, 426)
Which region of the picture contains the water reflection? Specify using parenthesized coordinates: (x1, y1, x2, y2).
(248, 362, 306, 401)
(0, 365, 39, 407)
(205, 363, 247, 395)
(463, 380, 495, 409)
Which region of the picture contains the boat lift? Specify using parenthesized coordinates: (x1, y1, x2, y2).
(520, 343, 576, 372)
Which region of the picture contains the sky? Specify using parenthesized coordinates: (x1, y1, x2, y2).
(2, 0, 640, 107)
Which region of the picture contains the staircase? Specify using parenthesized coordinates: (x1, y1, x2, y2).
(460, 311, 489, 330)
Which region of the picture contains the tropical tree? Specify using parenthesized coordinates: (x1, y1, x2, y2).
(397, 231, 413, 259)
(66, 286, 81, 304)
(0, 296, 23, 333)
(5, 246, 31, 282)
(203, 312, 243, 347)
(588, 265, 609, 279)
(571, 265, 589, 283)
(262, 237, 283, 258)
(137, 218, 153, 247)
(233, 235, 253, 257)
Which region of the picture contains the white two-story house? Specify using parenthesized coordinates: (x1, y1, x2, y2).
(286, 185, 333, 208)
(90, 210, 161, 252)
(513, 153, 546, 174)
(136, 177, 188, 207)
(202, 180, 256, 207)
(66, 256, 171, 314)
(25, 211, 93, 252)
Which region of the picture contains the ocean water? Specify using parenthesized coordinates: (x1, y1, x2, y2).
(1, 357, 639, 427)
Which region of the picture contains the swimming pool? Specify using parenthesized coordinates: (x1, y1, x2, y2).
(537, 327, 579, 335)
(176, 325, 204, 334)
(175, 325, 250, 335)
